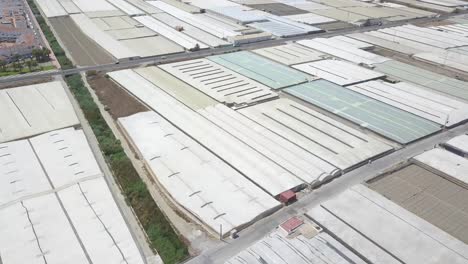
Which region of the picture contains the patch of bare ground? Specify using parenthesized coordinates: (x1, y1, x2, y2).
(87, 72, 148, 119)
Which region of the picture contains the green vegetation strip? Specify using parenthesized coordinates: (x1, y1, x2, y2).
(26, 0, 189, 262)
(66, 75, 189, 264)
(27, 0, 73, 70)
(0, 65, 55, 77)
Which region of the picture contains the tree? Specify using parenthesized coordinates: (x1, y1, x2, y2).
(12, 53, 21, 62)
(0, 59, 6, 72)
(32, 48, 41, 62)
(41, 47, 51, 62)
(31, 60, 38, 69)
(11, 54, 22, 71)
(26, 60, 34, 71)
(31, 47, 51, 62)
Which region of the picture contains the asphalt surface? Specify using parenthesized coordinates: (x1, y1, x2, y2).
(0, 13, 460, 85)
(185, 124, 468, 264)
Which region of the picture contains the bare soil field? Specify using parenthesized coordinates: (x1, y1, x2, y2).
(87, 72, 148, 119)
(50, 17, 115, 66)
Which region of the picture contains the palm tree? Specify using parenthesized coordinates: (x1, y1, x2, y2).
(41, 47, 51, 62)
(12, 54, 22, 71)
(32, 48, 41, 62)
(26, 60, 33, 71)
(31, 60, 38, 70)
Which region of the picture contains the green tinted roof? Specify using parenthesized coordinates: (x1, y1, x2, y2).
(285, 80, 441, 144)
(208, 51, 310, 89)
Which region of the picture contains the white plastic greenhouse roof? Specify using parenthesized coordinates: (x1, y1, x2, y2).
(72, 0, 117, 12)
(444, 134, 468, 155)
(58, 177, 144, 264)
(119, 111, 280, 234)
(252, 43, 325, 65)
(308, 185, 468, 264)
(285, 13, 336, 25)
(297, 38, 390, 65)
(209, 5, 268, 24)
(0, 81, 79, 143)
(159, 59, 277, 106)
(148, 1, 241, 38)
(227, 229, 365, 264)
(0, 140, 51, 207)
(348, 80, 468, 127)
(35, 0, 67, 17)
(237, 99, 392, 172)
(413, 148, 468, 187)
(199, 104, 339, 185)
(134, 15, 209, 50)
(107, 0, 144, 15)
(0, 193, 89, 264)
(29, 128, 103, 189)
(153, 13, 229, 47)
(0, 127, 145, 264)
(71, 14, 138, 59)
(109, 69, 303, 195)
(293, 59, 385, 86)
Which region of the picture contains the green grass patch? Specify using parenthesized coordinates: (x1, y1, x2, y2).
(0, 65, 56, 77)
(65, 74, 189, 264)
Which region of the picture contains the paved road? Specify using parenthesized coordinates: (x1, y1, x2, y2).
(185, 124, 468, 264)
(0, 13, 461, 85)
